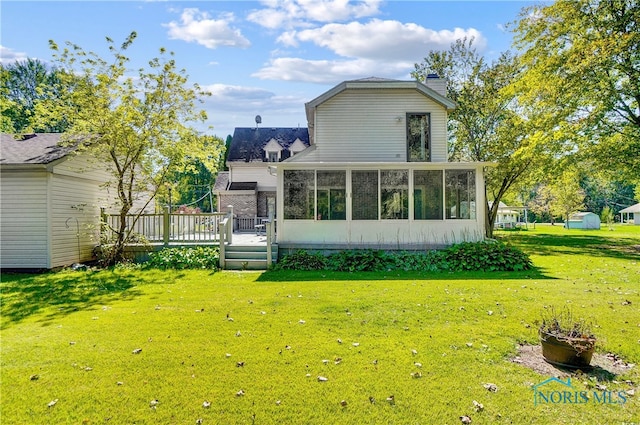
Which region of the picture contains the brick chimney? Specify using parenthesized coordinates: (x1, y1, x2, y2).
(424, 74, 446, 97)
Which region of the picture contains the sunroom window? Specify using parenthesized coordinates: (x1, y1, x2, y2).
(445, 170, 476, 219)
(352, 170, 379, 220)
(283, 170, 315, 219)
(316, 171, 346, 220)
(381, 170, 408, 219)
(414, 170, 443, 219)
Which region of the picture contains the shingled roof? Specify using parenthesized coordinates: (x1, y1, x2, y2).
(1, 133, 78, 165)
(228, 127, 309, 162)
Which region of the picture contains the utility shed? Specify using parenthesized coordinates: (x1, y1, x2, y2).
(1, 133, 112, 270)
(566, 212, 601, 230)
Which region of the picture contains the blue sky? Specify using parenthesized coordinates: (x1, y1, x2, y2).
(1, 1, 537, 138)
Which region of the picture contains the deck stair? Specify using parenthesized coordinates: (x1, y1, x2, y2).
(223, 243, 278, 270)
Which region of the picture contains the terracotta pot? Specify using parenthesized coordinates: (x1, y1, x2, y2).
(539, 331, 595, 369)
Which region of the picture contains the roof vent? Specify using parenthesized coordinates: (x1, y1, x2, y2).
(427, 73, 439, 79)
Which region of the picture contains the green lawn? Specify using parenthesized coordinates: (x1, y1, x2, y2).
(1, 225, 639, 424)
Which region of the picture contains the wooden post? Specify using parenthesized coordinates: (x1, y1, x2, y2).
(227, 205, 233, 245)
(163, 206, 170, 247)
(266, 221, 272, 268)
(218, 219, 226, 269)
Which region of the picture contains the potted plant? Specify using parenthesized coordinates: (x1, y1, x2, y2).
(538, 307, 596, 369)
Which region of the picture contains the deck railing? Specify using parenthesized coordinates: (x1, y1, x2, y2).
(101, 207, 228, 245)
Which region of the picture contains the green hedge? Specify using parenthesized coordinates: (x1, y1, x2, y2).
(274, 241, 532, 272)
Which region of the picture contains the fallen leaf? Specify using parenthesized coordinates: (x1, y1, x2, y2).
(236, 390, 245, 397)
(149, 399, 159, 408)
(411, 371, 422, 378)
(132, 348, 142, 354)
(483, 383, 498, 392)
(473, 400, 484, 412)
(299, 320, 306, 324)
(276, 400, 282, 405)
(317, 376, 329, 382)
(352, 342, 360, 347)
(235, 331, 242, 337)
(369, 396, 376, 404)
(322, 359, 329, 365)
(487, 311, 494, 316)
(225, 353, 232, 358)
(116, 381, 123, 386)
(48, 399, 58, 408)
(414, 362, 422, 368)
(236, 361, 245, 367)
(30, 374, 39, 381)
(460, 415, 472, 424)
(334, 357, 342, 365)
(386, 395, 395, 405)
(202, 401, 211, 408)
(337, 338, 343, 344)
(411, 349, 418, 355)
(340, 400, 348, 407)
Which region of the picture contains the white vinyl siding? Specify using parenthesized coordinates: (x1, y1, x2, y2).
(0, 171, 50, 268)
(49, 172, 104, 267)
(1, 153, 113, 269)
(230, 164, 277, 191)
(306, 89, 448, 163)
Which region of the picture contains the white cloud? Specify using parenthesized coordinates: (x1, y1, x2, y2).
(292, 20, 486, 61)
(256, 20, 486, 83)
(164, 8, 251, 49)
(247, 0, 382, 29)
(201, 82, 309, 136)
(0, 45, 29, 64)
(252, 57, 413, 84)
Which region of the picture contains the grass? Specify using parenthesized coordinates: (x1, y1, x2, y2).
(1, 224, 639, 424)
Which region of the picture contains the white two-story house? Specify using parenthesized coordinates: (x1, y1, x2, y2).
(274, 76, 492, 251)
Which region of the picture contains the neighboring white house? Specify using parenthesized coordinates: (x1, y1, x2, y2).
(566, 212, 601, 229)
(274, 77, 493, 251)
(620, 202, 640, 225)
(1, 133, 115, 269)
(489, 201, 525, 229)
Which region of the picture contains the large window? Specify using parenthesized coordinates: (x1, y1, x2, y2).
(407, 113, 430, 162)
(414, 170, 443, 219)
(381, 170, 408, 219)
(317, 171, 346, 220)
(445, 170, 476, 219)
(352, 170, 379, 220)
(283, 170, 315, 219)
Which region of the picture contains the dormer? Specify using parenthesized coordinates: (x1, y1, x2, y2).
(263, 138, 283, 162)
(288, 138, 307, 157)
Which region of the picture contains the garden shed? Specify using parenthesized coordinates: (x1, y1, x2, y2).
(1, 133, 113, 270)
(566, 212, 601, 229)
(620, 202, 640, 225)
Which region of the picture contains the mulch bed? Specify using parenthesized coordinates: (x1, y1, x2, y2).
(511, 344, 635, 382)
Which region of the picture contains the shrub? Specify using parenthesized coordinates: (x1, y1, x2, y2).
(325, 250, 391, 272)
(274, 250, 327, 271)
(444, 241, 532, 271)
(146, 246, 220, 270)
(275, 241, 531, 272)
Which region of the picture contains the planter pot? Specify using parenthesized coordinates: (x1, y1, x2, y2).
(539, 331, 595, 369)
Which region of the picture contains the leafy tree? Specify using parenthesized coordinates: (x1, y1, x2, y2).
(527, 184, 557, 225)
(36, 32, 223, 265)
(512, 0, 640, 184)
(549, 169, 586, 228)
(412, 38, 558, 237)
(0, 58, 72, 133)
(601, 206, 615, 229)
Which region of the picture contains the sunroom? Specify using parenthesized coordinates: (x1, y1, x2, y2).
(275, 161, 489, 251)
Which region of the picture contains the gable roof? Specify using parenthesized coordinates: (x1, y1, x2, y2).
(0, 133, 77, 165)
(228, 127, 310, 163)
(620, 202, 640, 213)
(305, 77, 456, 115)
